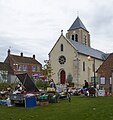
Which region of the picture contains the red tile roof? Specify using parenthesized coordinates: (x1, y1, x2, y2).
(9, 54, 41, 65)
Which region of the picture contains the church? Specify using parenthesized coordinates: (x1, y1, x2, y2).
(48, 16, 107, 88)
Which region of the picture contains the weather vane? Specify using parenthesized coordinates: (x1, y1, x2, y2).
(77, 11, 79, 17)
(9, 46, 11, 49)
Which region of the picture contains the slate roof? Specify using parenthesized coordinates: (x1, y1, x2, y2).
(69, 17, 88, 31)
(0, 62, 9, 71)
(6, 54, 41, 65)
(65, 37, 107, 60)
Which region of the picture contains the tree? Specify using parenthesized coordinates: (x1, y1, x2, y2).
(43, 60, 55, 81)
(0, 71, 7, 82)
(36, 79, 49, 89)
(67, 73, 73, 84)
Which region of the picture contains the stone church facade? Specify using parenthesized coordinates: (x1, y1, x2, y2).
(49, 16, 107, 88)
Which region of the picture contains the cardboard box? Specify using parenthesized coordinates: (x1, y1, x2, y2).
(39, 101, 49, 106)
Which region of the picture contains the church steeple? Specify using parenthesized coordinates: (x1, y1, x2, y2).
(69, 17, 88, 32)
(66, 16, 90, 47)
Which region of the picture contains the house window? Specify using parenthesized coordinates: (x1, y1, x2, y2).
(100, 77, 106, 84)
(84, 35, 87, 45)
(75, 34, 78, 42)
(83, 35, 87, 45)
(61, 44, 63, 51)
(71, 35, 74, 40)
(23, 65, 27, 71)
(32, 66, 37, 72)
(83, 62, 85, 71)
(37, 65, 40, 71)
(18, 65, 23, 71)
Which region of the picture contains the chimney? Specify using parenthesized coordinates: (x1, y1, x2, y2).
(20, 52, 23, 57)
(8, 49, 10, 55)
(33, 54, 35, 59)
(61, 30, 63, 35)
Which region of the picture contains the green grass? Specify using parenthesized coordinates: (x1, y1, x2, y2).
(0, 96, 113, 120)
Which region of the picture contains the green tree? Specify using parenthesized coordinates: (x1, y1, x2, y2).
(1, 72, 7, 81)
(43, 60, 55, 81)
(67, 73, 73, 84)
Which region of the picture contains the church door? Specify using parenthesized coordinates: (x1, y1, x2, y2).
(60, 70, 66, 84)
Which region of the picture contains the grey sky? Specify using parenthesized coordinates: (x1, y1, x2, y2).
(0, 0, 113, 65)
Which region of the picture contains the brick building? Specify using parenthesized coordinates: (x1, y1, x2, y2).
(4, 49, 42, 83)
(97, 53, 113, 94)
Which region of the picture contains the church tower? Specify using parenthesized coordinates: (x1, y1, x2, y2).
(66, 17, 90, 47)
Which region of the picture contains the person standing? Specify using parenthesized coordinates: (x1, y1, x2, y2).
(67, 92, 71, 102)
(84, 80, 89, 88)
(83, 80, 89, 96)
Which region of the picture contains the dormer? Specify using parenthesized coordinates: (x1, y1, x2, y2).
(66, 17, 90, 47)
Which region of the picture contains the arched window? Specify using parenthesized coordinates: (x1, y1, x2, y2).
(83, 61, 85, 71)
(75, 34, 78, 42)
(61, 44, 63, 51)
(71, 35, 74, 40)
(83, 35, 87, 45)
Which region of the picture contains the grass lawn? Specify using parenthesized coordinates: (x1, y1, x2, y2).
(0, 96, 113, 120)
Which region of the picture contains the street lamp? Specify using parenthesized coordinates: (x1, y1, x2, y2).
(88, 56, 96, 88)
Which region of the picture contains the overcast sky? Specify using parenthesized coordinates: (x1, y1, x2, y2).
(0, 0, 113, 65)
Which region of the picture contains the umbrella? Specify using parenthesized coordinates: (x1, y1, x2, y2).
(39, 75, 46, 79)
(32, 74, 39, 77)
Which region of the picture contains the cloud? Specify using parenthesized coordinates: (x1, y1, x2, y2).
(0, 0, 113, 65)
